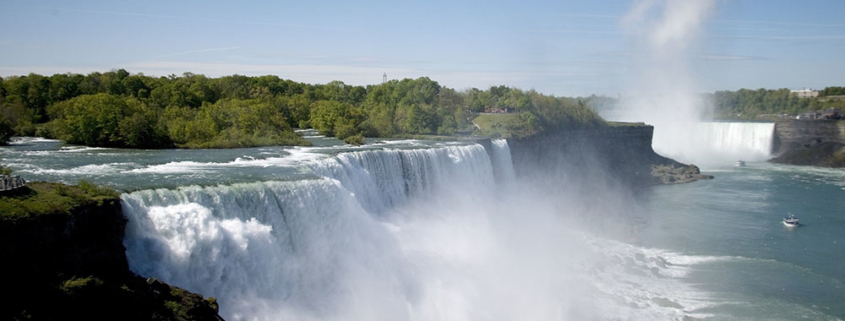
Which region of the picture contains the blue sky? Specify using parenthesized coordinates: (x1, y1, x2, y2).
(1, 0, 843, 96)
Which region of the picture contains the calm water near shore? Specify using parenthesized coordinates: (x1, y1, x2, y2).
(635, 163, 845, 320)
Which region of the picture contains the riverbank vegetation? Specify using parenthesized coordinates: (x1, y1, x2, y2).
(709, 88, 845, 120)
(0, 70, 605, 147)
(574, 87, 845, 121)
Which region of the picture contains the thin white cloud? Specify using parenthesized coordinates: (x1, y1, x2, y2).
(698, 54, 766, 61)
(0, 65, 106, 76)
(42, 7, 178, 20)
(156, 47, 241, 58)
(714, 34, 845, 41)
(592, 51, 765, 61)
(715, 19, 845, 29)
(40, 6, 355, 32)
(766, 35, 845, 40)
(530, 12, 621, 20)
(530, 29, 623, 36)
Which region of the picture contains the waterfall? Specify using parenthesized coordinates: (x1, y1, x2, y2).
(122, 143, 506, 320)
(121, 139, 707, 320)
(490, 139, 516, 184)
(307, 144, 496, 215)
(652, 122, 775, 165)
(123, 179, 413, 320)
(699, 122, 774, 158)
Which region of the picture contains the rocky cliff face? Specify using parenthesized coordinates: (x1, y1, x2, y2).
(0, 200, 128, 281)
(772, 120, 845, 167)
(507, 124, 710, 189)
(0, 185, 224, 321)
(773, 120, 845, 153)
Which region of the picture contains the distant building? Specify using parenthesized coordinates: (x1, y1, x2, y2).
(791, 88, 819, 98)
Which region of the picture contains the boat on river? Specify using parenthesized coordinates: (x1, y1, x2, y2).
(736, 160, 746, 167)
(783, 214, 799, 227)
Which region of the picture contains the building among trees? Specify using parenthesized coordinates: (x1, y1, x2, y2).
(791, 88, 820, 98)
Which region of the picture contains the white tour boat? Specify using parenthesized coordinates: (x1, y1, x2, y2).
(783, 214, 799, 227)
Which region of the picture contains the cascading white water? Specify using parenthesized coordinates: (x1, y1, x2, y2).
(122, 141, 718, 321)
(653, 122, 775, 165)
(123, 143, 500, 320)
(490, 139, 516, 184)
(123, 178, 413, 320)
(307, 145, 495, 215)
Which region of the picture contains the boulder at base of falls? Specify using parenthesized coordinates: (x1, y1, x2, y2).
(651, 164, 715, 185)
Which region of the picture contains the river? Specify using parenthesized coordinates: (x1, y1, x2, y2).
(1, 130, 843, 321)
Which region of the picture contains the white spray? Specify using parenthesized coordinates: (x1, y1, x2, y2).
(122, 142, 718, 320)
(615, 0, 771, 165)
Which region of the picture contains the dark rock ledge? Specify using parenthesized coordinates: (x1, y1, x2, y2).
(0, 182, 224, 321)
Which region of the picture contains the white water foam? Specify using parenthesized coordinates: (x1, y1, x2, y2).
(122, 141, 723, 320)
(127, 151, 328, 174)
(25, 162, 138, 176)
(7, 136, 61, 145)
(490, 139, 516, 184)
(58, 146, 112, 153)
(307, 144, 495, 215)
(653, 122, 775, 165)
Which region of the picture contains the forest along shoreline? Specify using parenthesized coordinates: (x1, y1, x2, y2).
(0, 70, 603, 149)
(3, 71, 842, 165)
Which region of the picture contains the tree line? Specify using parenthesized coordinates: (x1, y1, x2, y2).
(708, 88, 845, 120)
(0, 70, 605, 147)
(567, 88, 845, 121)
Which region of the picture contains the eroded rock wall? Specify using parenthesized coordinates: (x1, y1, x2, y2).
(507, 125, 684, 189)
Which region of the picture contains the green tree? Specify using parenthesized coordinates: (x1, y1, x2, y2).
(47, 93, 168, 148)
(309, 100, 348, 136)
(0, 113, 14, 145)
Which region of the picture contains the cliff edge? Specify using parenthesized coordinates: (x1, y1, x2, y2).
(0, 182, 223, 321)
(771, 120, 845, 167)
(507, 123, 712, 189)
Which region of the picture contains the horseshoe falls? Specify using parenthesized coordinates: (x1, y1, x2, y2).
(651, 122, 776, 166)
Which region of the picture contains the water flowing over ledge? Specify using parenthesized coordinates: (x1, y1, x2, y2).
(119, 137, 724, 320)
(121, 142, 514, 319)
(653, 122, 775, 165)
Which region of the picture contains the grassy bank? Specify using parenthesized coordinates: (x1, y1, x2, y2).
(0, 181, 119, 221)
(0, 180, 224, 320)
(471, 114, 520, 138)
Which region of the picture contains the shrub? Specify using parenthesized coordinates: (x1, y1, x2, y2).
(344, 134, 365, 145)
